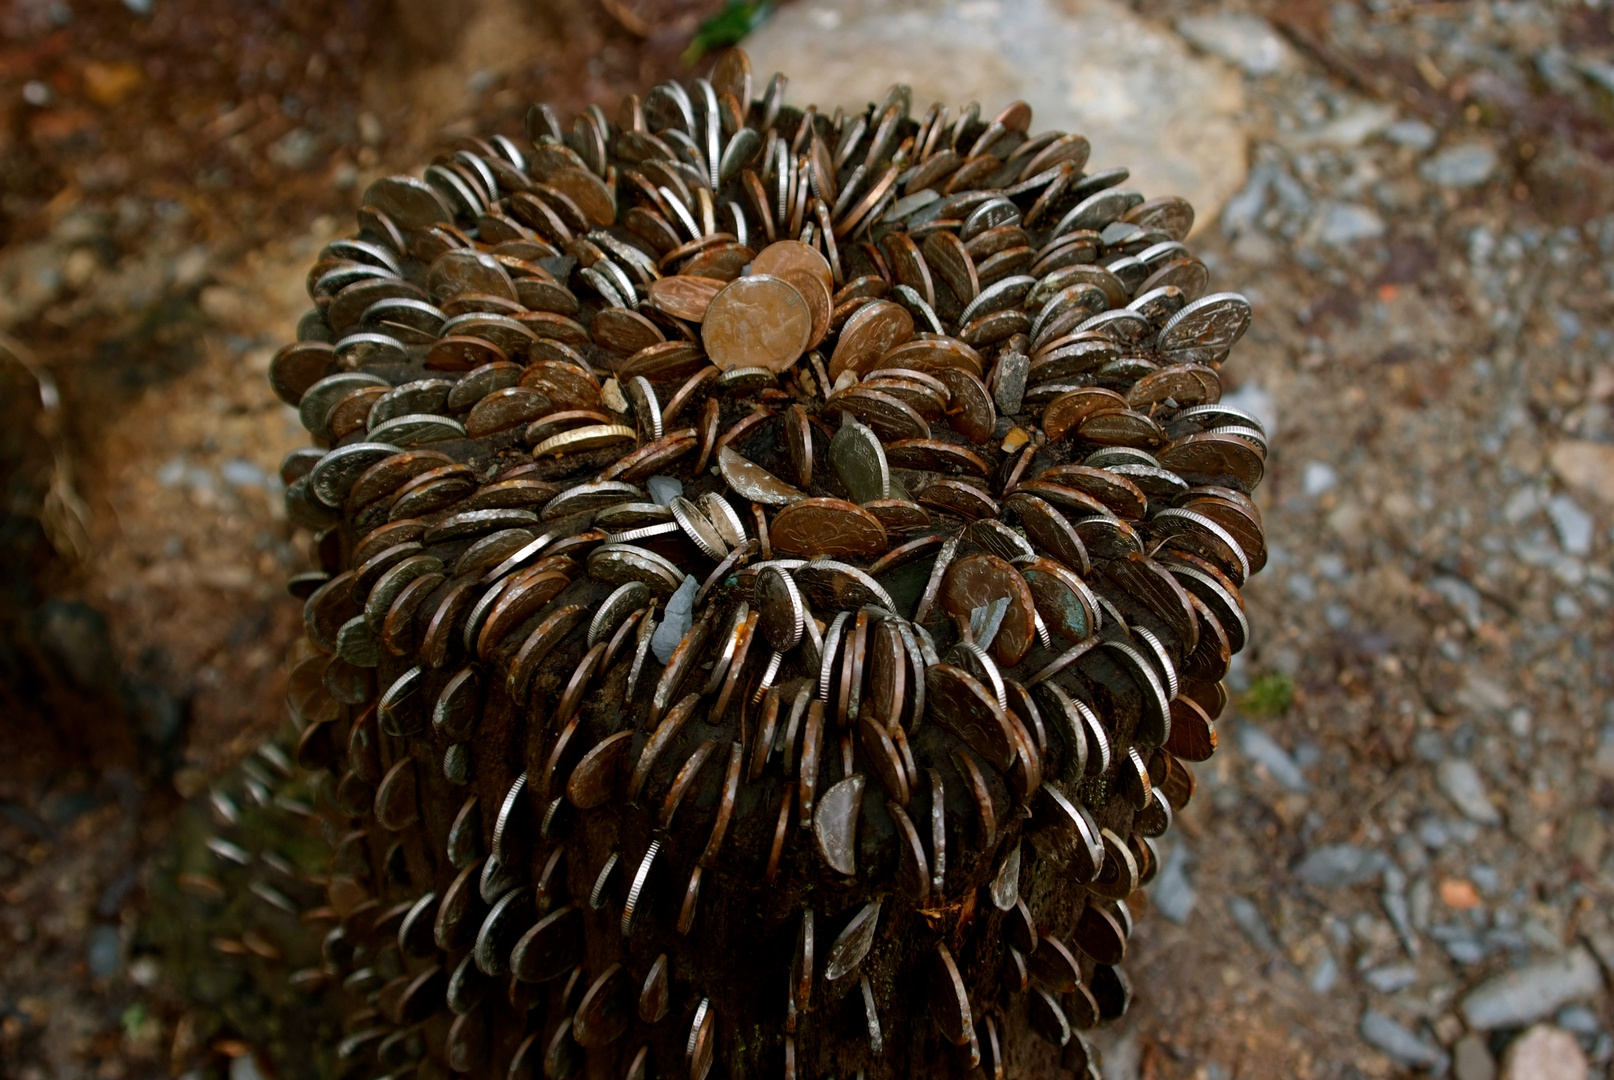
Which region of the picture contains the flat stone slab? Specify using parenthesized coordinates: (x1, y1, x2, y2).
(743, 0, 1249, 230)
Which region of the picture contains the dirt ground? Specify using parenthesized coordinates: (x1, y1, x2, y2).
(1, 1, 1612, 1078)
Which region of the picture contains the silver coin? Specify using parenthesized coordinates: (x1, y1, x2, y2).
(756, 564, 806, 652)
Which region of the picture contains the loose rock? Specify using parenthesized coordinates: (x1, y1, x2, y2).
(1436, 760, 1502, 826)
(1174, 13, 1297, 77)
(743, 0, 1249, 226)
(1359, 1010, 1449, 1071)
(1549, 440, 1614, 507)
(1235, 722, 1311, 793)
(1460, 948, 1605, 1030)
(1294, 844, 1387, 888)
(1499, 1025, 1589, 1080)
(1420, 143, 1499, 189)
(1454, 1033, 1497, 1080)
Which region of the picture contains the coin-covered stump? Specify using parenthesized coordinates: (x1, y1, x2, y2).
(176, 48, 1271, 1080)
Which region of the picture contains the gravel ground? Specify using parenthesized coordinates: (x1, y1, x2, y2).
(1, 1, 1612, 1078)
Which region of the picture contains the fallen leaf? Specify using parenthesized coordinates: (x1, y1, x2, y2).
(82, 60, 143, 107)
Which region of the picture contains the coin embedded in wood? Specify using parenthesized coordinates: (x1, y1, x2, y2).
(702, 275, 812, 372)
(940, 553, 1037, 666)
(769, 498, 887, 559)
(649, 274, 726, 322)
(756, 564, 805, 651)
(828, 300, 915, 381)
(510, 904, 582, 983)
(813, 774, 864, 876)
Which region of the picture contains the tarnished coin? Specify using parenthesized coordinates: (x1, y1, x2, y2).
(935, 368, 996, 444)
(670, 496, 729, 559)
(770, 499, 888, 559)
(926, 664, 1018, 772)
(829, 418, 890, 504)
(1157, 292, 1253, 364)
(794, 560, 897, 614)
(364, 175, 453, 230)
(824, 900, 881, 982)
(756, 565, 805, 652)
(813, 774, 865, 876)
(648, 275, 725, 322)
(777, 267, 833, 349)
(827, 300, 914, 381)
(940, 553, 1037, 666)
(929, 943, 974, 1047)
(717, 446, 806, 505)
(1018, 557, 1098, 644)
(702, 275, 812, 372)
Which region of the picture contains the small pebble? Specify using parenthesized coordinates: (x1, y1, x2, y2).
(1302, 460, 1338, 497)
(1235, 722, 1311, 793)
(1436, 760, 1502, 826)
(1360, 1010, 1449, 1070)
(1152, 842, 1197, 924)
(86, 924, 122, 979)
(229, 1056, 268, 1080)
(1227, 895, 1278, 954)
(1460, 948, 1605, 1030)
(1554, 1005, 1601, 1037)
(1420, 143, 1499, 188)
(1499, 1025, 1588, 1080)
(1547, 494, 1594, 556)
(1453, 1033, 1497, 1080)
(1175, 12, 1295, 76)
(1294, 844, 1387, 888)
(1362, 963, 1418, 993)
(1310, 953, 1340, 994)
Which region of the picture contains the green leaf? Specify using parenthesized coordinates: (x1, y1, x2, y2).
(683, 1, 775, 66)
(1240, 672, 1294, 718)
(122, 1003, 149, 1039)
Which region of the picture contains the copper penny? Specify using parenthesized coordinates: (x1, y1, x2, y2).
(1018, 557, 1097, 644)
(777, 267, 833, 349)
(827, 300, 914, 381)
(926, 664, 1018, 772)
(702, 275, 812, 372)
(750, 240, 833, 295)
(1042, 387, 1128, 441)
(935, 368, 996, 444)
(877, 336, 983, 377)
(769, 498, 887, 559)
(940, 553, 1036, 666)
(648, 275, 725, 322)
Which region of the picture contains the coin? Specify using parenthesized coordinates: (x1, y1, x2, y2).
(939, 553, 1036, 665)
(702, 275, 812, 372)
(770, 498, 887, 559)
(813, 774, 865, 876)
(828, 300, 915, 381)
(751, 239, 833, 293)
(929, 943, 973, 1047)
(648, 274, 725, 322)
(717, 446, 805, 505)
(926, 664, 1017, 772)
(1019, 560, 1096, 645)
(829, 417, 890, 504)
(756, 564, 806, 651)
(510, 904, 582, 983)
